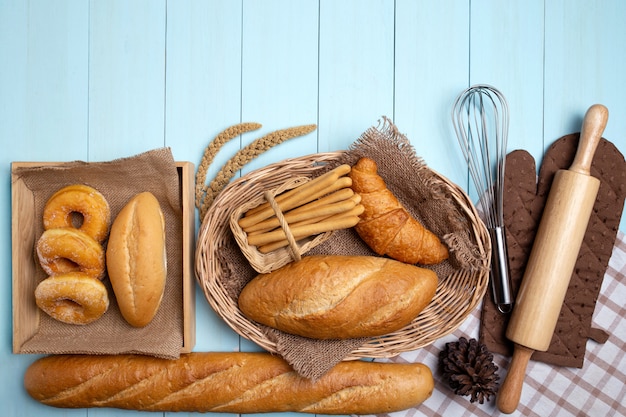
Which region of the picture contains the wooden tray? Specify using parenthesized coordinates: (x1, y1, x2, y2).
(11, 161, 196, 354)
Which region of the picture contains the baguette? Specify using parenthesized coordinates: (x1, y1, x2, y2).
(349, 157, 449, 264)
(238, 255, 438, 339)
(24, 352, 434, 414)
(106, 192, 166, 327)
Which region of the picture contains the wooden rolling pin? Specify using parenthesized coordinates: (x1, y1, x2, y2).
(497, 104, 608, 414)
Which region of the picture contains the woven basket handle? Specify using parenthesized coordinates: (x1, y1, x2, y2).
(263, 190, 302, 262)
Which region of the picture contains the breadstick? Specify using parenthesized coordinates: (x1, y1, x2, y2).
(244, 164, 351, 218)
(247, 215, 361, 247)
(243, 189, 356, 234)
(243, 195, 359, 234)
(260, 204, 363, 247)
(238, 176, 352, 229)
(282, 188, 356, 217)
(273, 195, 362, 230)
(246, 188, 361, 234)
(257, 205, 364, 253)
(245, 193, 359, 236)
(286, 203, 364, 230)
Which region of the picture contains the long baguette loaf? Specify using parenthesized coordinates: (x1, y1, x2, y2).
(238, 255, 438, 339)
(24, 352, 434, 414)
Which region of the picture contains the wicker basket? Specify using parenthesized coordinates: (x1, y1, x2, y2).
(229, 175, 336, 273)
(195, 151, 491, 359)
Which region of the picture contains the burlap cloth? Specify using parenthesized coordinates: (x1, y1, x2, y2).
(480, 135, 626, 367)
(13, 148, 184, 359)
(214, 118, 486, 380)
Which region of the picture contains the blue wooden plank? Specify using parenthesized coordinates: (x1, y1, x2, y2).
(544, 0, 626, 142)
(470, 0, 545, 157)
(164, 0, 245, 358)
(544, 0, 626, 231)
(0, 1, 89, 416)
(236, 6, 320, 394)
(88, 0, 167, 161)
(232, 0, 321, 370)
(0, 0, 89, 161)
(318, 0, 395, 153)
(466, 0, 546, 205)
(87, 3, 169, 417)
(394, 0, 470, 187)
(239, 0, 320, 176)
(164, 0, 244, 165)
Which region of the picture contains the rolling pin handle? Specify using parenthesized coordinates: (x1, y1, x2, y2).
(569, 104, 608, 176)
(497, 344, 534, 414)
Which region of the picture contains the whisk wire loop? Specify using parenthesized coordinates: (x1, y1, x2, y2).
(452, 84, 512, 313)
(453, 85, 509, 228)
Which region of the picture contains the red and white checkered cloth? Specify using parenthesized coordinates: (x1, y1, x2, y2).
(370, 230, 626, 417)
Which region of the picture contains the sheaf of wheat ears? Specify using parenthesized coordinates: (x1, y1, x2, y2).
(195, 122, 262, 212)
(196, 123, 317, 220)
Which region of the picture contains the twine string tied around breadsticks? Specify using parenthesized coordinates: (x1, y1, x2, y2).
(263, 189, 302, 262)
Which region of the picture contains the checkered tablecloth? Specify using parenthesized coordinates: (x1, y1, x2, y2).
(369, 230, 626, 417)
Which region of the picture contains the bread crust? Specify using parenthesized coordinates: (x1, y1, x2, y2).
(24, 352, 434, 414)
(349, 157, 449, 264)
(106, 192, 166, 327)
(36, 228, 106, 279)
(238, 255, 438, 339)
(34, 272, 109, 325)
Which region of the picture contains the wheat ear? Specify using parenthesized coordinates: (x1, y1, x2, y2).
(197, 123, 317, 220)
(195, 122, 262, 214)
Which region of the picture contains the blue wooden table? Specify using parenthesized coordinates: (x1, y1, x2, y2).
(1, 1, 624, 416)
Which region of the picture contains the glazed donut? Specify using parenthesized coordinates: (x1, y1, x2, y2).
(43, 184, 111, 242)
(36, 228, 106, 279)
(34, 272, 109, 325)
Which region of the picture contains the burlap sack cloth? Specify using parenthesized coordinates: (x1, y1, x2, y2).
(215, 118, 486, 380)
(13, 148, 184, 358)
(480, 135, 626, 367)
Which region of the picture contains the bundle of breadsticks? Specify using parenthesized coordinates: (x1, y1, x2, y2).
(238, 164, 363, 253)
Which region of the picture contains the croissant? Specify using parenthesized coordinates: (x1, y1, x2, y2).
(349, 157, 448, 264)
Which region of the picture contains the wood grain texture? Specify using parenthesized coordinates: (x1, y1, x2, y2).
(88, 0, 167, 160)
(240, 0, 319, 176)
(165, 0, 244, 355)
(395, 0, 469, 187)
(318, 0, 395, 152)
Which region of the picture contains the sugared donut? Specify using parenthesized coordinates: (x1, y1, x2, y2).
(34, 272, 109, 325)
(36, 228, 105, 279)
(43, 184, 111, 242)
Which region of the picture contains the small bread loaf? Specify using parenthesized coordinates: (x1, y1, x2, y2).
(238, 255, 438, 339)
(106, 192, 166, 327)
(24, 352, 434, 414)
(349, 157, 449, 264)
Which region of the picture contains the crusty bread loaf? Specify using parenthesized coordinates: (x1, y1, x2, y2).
(106, 191, 166, 327)
(24, 352, 434, 414)
(238, 255, 438, 339)
(349, 157, 449, 264)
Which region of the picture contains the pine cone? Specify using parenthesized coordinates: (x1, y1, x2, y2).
(439, 337, 499, 404)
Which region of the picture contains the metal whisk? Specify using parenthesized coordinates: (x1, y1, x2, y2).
(452, 84, 513, 313)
